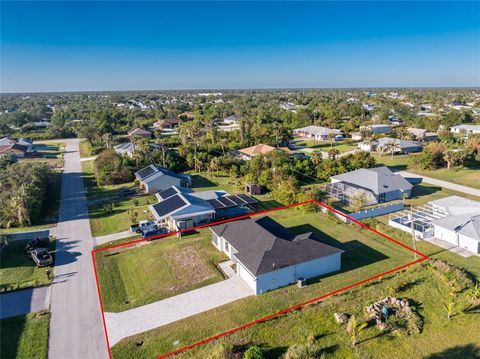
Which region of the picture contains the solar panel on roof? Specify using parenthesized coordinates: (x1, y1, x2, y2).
(236, 194, 257, 204)
(229, 195, 247, 205)
(158, 187, 178, 200)
(152, 195, 186, 218)
(218, 197, 236, 207)
(207, 199, 225, 209)
(137, 166, 156, 180)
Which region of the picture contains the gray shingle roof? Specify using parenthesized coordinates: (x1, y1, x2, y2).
(331, 166, 413, 195)
(432, 213, 480, 241)
(211, 216, 343, 276)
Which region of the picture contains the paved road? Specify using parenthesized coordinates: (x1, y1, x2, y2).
(105, 276, 252, 346)
(397, 171, 480, 197)
(0, 286, 51, 319)
(48, 139, 108, 359)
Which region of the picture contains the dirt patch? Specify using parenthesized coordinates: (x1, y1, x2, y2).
(166, 245, 215, 292)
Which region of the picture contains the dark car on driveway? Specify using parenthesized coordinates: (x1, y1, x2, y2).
(30, 248, 53, 267)
(142, 228, 168, 240)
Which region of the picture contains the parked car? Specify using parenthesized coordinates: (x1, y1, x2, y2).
(142, 228, 168, 240)
(30, 248, 53, 267)
(131, 220, 158, 234)
(25, 237, 45, 254)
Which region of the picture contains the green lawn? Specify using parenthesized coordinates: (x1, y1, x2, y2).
(372, 154, 480, 189)
(95, 231, 228, 312)
(110, 208, 480, 359)
(190, 172, 240, 194)
(293, 137, 359, 153)
(0, 237, 56, 292)
(0, 311, 50, 359)
(79, 140, 93, 158)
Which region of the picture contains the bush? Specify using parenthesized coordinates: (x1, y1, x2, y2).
(429, 259, 475, 292)
(244, 345, 264, 359)
(94, 149, 132, 185)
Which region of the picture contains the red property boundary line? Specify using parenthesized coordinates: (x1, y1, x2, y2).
(91, 199, 429, 359)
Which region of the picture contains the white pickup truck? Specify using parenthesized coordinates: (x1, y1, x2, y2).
(130, 220, 159, 234)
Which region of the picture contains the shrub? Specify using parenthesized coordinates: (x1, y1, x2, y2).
(429, 259, 474, 292)
(244, 345, 264, 359)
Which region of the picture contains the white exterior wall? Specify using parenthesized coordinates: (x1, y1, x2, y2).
(434, 225, 458, 245)
(255, 253, 342, 295)
(237, 263, 257, 292)
(458, 234, 480, 254)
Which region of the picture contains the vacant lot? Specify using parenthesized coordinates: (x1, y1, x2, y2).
(95, 231, 228, 312)
(293, 137, 359, 153)
(0, 311, 50, 359)
(0, 237, 55, 292)
(111, 209, 480, 359)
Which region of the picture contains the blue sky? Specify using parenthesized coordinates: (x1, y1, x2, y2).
(1, 1, 479, 92)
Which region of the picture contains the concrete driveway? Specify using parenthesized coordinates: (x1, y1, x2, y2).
(48, 139, 108, 359)
(105, 276, 253, 346)
(0, 286, 51, 319)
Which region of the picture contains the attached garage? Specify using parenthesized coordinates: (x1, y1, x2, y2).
(432, 213, 480, 255)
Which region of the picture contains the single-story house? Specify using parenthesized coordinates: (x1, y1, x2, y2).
(326, 166, 413, 205)
(450, 124, 480, 136)
(114, 142, 161, 158)
(430, 196, 480, 254)
(150, 186, 256, 230)
(293, 126, 343, 141)
(358, 137, 423, 154)
(178, 111, 195, 121)
(362, 124, 391, 134)
(153, 118, 182, 130)
(128, 127, 152, 139)
(350, 132, 363, 141)
(211, 216, 343, 294)
(134, 164, 191, 193)
(0, 143, 28, 158)
(407, 128, 438, 141)
(238, 144, 276, 160)
(223, 114, 239, 125)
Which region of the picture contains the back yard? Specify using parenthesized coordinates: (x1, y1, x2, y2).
(95, 231, 228, 312)
(109, 206, 480, 359)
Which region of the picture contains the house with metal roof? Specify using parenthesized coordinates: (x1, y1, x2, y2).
(326, 166, 413, 206)
(149, 186, 256, 231)
(134, 164, 191, 193)
(211, 216, 343, 294)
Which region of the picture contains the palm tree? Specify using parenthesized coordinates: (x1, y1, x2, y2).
(310, 151, 322, 166)
(444, 298, 456, 320)
(347, 315, 368, 347)
(388, 140, 401, 159)
(466, 283, 480, 303)
(443, 150, 465, 171)
(328, 148, 340, 160)
(327, 132, 336, 147)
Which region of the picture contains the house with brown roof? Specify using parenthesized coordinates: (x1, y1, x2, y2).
(238, 144, 276, 160)
(128, 128, 152, 139)
(153, 118, 182, 130)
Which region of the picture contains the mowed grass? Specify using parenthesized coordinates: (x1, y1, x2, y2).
(79, 139, 93, 158)
(293, 137, 359, 153)
(95, 230, 228, 312)
(0, 237, 55, 292)
(373, 153, 480, 189)
(0, 311, 50, 359)
(111, 209, 480, 359)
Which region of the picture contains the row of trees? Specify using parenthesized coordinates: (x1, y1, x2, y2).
(0, 162, 57, 228)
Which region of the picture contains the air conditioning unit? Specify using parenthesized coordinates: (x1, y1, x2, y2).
(297, 278, 307, 288)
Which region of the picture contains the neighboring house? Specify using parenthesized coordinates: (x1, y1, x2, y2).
(450, 124, 480, 136)
(326, 166, 413, 205)
(32, 120, 51, 128)
(223, 114, 239, 125)
(238, 144, 276, 160)
(134, 164, 191, 193)
(153, 118, 182, 130)
(361, 124, 391, 134)
(0, 143, 28, 158)
(293, 126, 343, 141)
(407, 128, 438, 141)
(178, 111, 195, 121)
(358, 137, 423, 154)
(389, 196, 480, 254)
(350, 132, 363, 141)
(150, 186, 256, 230)
(128, 127, 152, 139)
(211, 216, 344, 294)
(114, 142, 160, 158)
(280, 102, 296, 111)
(430, 197, 480, 254)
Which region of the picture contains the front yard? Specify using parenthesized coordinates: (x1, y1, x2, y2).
(292, 137, 359, 153)
(110, 208, 480, 359)
(0, 237, 56, 292)
(0, 311, 50, 359)
(95, 230, 228, 312)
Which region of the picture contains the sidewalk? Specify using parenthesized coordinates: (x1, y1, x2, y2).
(94, 230, 135, 246)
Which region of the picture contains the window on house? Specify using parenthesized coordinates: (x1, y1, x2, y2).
(225, 242, 230, 252)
